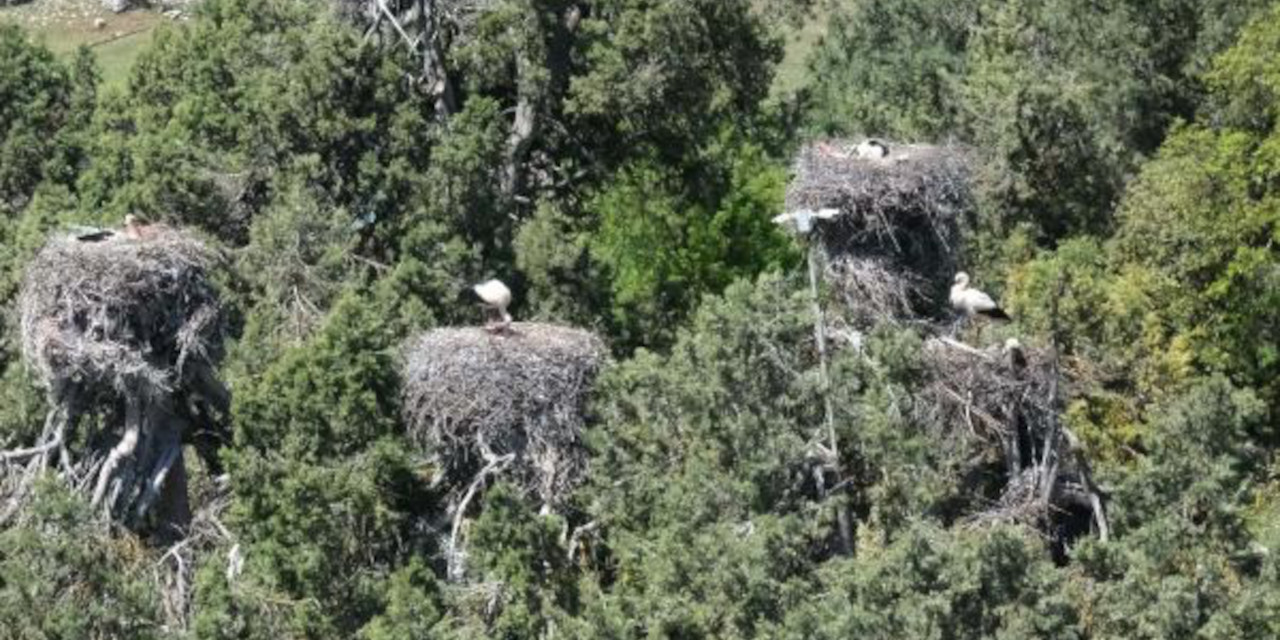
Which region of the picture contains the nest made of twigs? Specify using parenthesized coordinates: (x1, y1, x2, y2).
(916, 338, 1055, 449)
(786, 141, 973, 237)
(787, 140, 974, 322)
(402, 322, 607, 508)
(19, 227, 224, 399)
(915, 338, 1107, 543)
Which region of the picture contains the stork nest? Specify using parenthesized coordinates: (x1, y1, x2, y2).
(824, 256, 919, 327)
(787, 140, 974, 322)
(3, 227, 228, 528)
(19, 228, 224, 398)
(914, 338, 1108, 543)
(916, 338, 1056, 452)
(402, 323, 607, 509)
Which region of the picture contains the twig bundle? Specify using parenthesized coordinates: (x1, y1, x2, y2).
(787, 141, 973, 322)
(402, 322, 606, 508)
(3, 227, 229, 529)
(403, 322, 605, 579)
(916, 338, 1108, 543)
(20, 229, 223, 395)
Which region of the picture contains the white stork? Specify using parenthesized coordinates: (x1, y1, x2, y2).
(1003, 337, 1027, 371)
(950, 272, 1009, 322)
(472, 279, 513, 332)
(856, 138, 889, 160)
(771, 208, 840, 235)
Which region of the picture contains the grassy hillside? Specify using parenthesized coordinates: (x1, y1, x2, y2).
(0, 1, 167, 87)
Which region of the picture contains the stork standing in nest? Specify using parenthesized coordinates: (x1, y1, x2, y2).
(469, 279, 513, 333)
(856, 138, 890, 160)
(950, 271, 1009, 336)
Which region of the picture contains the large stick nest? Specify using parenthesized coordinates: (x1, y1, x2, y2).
(914, 338, 1107, 545)
(5, 227, 228, 528)
(20, 228, 224, 398)
(402, 323, 607, 509)
(787, 140, 974, 323)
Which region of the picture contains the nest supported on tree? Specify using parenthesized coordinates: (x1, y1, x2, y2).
(786, 141, 973, 324)
(403, 323, 605, 505)
(2, 226, 229, 530)
(915, 337, 1108, 553)
(402, 322, 606, 578)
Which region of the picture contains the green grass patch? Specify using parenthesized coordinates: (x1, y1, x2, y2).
(0, 6, 165, 88)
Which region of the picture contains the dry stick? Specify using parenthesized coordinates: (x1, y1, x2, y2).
(419, 0, 458, 116)
(806, 241, 853, 555)
(940, 386, 1007, 433)
(1061, 426, 1111, 542)
(807, 243, 838, 462)
(135, 436, 182, 519)
(566, 520, 599, 563)
(363, 5, 386, 42)
(448, 453, 516, 580)
(92, 397, 143, 509)
(55, 401, 76, 474)
(86, 26, 152, 50)
(936, 336, 994, 360)
(375, 0, 418, 50)
(0, 457, 41, 524)
(0, 435, 62, 462)
(1038, 274, 1066, 506)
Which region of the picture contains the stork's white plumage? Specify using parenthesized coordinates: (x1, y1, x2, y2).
(1003, 337, 1027, 370)
(473, 278, 513, 331)
(949, 272, 1009, 320)
(772, 207, 840, 235)
(856, 139, 889, 160)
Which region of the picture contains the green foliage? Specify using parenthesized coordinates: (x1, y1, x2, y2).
(0, 480, 162, 639)
(805, 0, 977, 140)
(513, 201, 602, 324)
(214, 292, 434, 637)
(961, 0, 1146, 241)
(0, 360, 47, 446)
(357, 559, 444, 640)
(1069, 377, 1274, 640)
(567, 0, 782, 166)
(232, 291, 400, 457)
(0, 28, 96, 359)
(581, 274, 829, 634)
(1091, 10, 1280, 404)
(446, 483, 578, 638)
(75, 0, 434, 255)
(805, 0, 1270, 249)
(1112, 376, 1266, 535)
(421, 97, 508, 254)
(586, 139, 798, 347)
(783, 523, 1079, 639)
(0, 25, 86, 217)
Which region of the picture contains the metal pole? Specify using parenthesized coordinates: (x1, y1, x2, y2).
(808, 241, 837, 459)
(807, 240, 852, 555)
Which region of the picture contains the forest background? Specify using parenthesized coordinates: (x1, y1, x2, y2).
(2, 0, 1280, 637)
